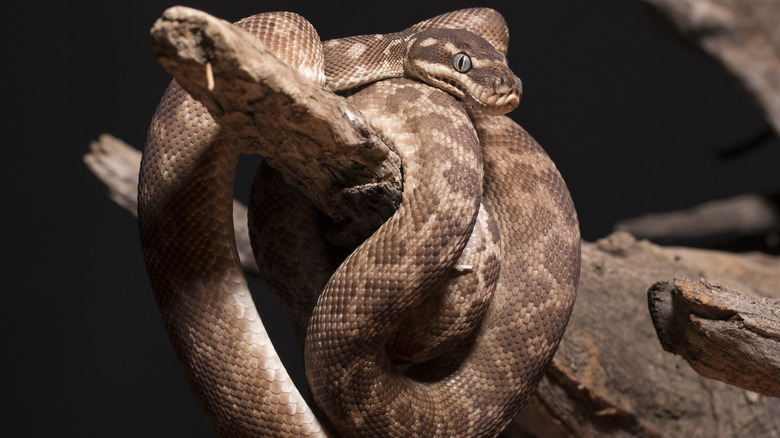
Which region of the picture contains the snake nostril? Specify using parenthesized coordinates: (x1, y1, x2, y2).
(493, 75, 519, 94)
(492, 77, 502, 91)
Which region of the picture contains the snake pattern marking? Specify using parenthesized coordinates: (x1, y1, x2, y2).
(139, 7, 580, 437)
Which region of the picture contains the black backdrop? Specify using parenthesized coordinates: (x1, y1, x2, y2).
(3, 1, 778, 436)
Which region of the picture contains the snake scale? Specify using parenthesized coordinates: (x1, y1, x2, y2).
(139, 7, 580, 437)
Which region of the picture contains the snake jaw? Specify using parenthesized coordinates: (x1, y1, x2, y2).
(466, 70, 522, 115)
(490, 74, 523, 113)
(434, 69, 522, 115)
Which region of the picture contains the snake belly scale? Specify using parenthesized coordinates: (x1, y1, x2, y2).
(138, 7, 580, 438)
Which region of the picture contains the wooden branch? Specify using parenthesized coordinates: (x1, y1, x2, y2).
(83, 134, 144, 217)
(615, 193, 780, 240)
(85, 5, 780, 437)
(84, 134, 260, 276)
(85, 138, 780, 435)
(150, 6, 402, 248)
(637, 0, 780, 137)
(512, 232, 780, 437)
(648, 278, 780, 397)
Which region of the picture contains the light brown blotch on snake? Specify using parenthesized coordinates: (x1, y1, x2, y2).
(139, 7, 580, 438)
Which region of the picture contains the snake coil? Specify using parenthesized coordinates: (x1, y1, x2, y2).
(139, 8, 580, 437)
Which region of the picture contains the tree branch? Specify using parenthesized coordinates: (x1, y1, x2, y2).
(513, 232, 780, 437)
(84, 134, 260, 276)
(86, 136, 780, 435)
(615, 193, 780, 240)
(648, 278, 780, 397)
(637, 0, 780, 137)
(86, 5, 780, 437)
(150, 6, 402, 248)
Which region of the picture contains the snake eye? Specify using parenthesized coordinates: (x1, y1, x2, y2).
(452, 52, 472, 73)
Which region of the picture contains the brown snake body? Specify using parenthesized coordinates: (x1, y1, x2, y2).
(139, 8, 580, 438)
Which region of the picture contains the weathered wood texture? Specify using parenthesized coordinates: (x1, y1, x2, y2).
(615, 0, 780, 251)
(84, 135, 260, 275)
(87, 142, 780, 435)
(511, 232, 780, 437)
(615, 194, 780, 241)
(85, 5, 780, 437)
(151, 6, 401, 248)
(648, 278, 780, 397)
(638, 0, 780, 137)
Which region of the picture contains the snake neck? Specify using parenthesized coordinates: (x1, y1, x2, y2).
(322, 31, 409, 91)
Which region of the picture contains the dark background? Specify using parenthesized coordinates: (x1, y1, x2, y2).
(2, 1, 778, 436)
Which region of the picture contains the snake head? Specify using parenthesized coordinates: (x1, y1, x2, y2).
(404, 28, 522, 115)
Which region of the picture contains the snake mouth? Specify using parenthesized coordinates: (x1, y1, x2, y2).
(439, 76, 522, 115)
(472, 88, 522, 115)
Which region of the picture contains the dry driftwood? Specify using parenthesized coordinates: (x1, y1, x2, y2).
(615, 193, 780, 241)
(87, 140, 780, 435)
(151, 6, 401, 248)
(619, 0, 780, 251)
(648, 278, 780, 397)
(511, 232, 780, 437)
(638, 0, 780, 137)
(86, 5, 780, 437)
(84, 135, 260, 275)
(614, 0, 780, 252)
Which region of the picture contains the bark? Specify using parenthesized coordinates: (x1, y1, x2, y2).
(85, 5, 780, 438)
(648, 278, 780, 397)
(87, 140, 780, 435)
(614, 193, 780, 241)
(150, 6, 401, 249)
(84, 135, 259, 276)
(511, 232, 780, 437)
(621, 0, 780, 253)
(637, 0, 780, 137)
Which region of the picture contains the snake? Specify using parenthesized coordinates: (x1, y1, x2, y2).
(138, 7, 580, 438)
